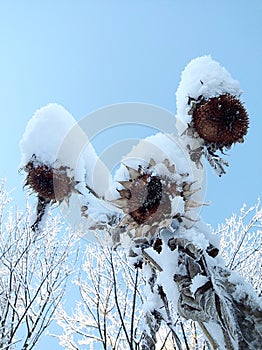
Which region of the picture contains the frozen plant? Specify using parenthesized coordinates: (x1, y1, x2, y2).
(103, 56, 260, 349)
(19, 56, 261, 350)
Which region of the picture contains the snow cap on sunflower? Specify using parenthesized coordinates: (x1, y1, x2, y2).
(110, 133, 205, 243)
(20, 103, 87, 204)
(175, 56, 249, 175)
(20, 103, 119, 231)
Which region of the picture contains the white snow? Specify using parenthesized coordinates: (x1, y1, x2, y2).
(228, 271, 262, 309)
(20, 103, 113, 189)
(20, 103, 110, 188)
(141, 263, 163, 313)
(156, 244, 180, 310)
(179, 225, 210, 251)
(175, 55, 241, 134)
(203, 321, 228, 350)
(20, 103, 78, 168)
(191, 220, 220, 249)
(111, 133, 206, 219)
(190, 274, 209, 295)
(81, 143, 114, 199)
(114, 133, 197, 180)
(171, 196, 185, 217)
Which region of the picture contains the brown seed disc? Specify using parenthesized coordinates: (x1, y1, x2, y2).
(128, 174, 163, 224)
(25, 162, 74, 202)
(192, 94, 249, 147)
(115, 161, 197, 237)
(119, 173, 173, 226)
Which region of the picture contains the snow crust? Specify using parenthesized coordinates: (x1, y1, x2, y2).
(175, 55, 241, 133)
(81, 144, 114, 199)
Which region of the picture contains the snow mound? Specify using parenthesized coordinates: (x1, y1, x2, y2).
(20, 103, 77, 168)
(113, 132, 204, 185)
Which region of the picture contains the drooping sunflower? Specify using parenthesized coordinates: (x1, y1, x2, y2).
(23, 155, 79, 230)
(112, 158, 201, 239)
(24, 156, 78, 204)
(176, 56, 250, 176)
(183, 93, 249, 176)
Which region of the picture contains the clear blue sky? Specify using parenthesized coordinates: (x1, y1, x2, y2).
(0, 1, 261, 348)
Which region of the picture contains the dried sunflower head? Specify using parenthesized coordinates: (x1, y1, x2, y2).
(184, 93, 249, 176)
(190, 93, 249, 149)
(24, 155, 78, 204)
(112, 158, 201, 239)
(176, 56, 250, 176)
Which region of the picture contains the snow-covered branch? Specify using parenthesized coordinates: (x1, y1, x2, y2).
(0, 181, 78, 349)
(217, 200, 262, 293)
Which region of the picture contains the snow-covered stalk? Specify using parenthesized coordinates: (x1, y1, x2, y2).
(110, 131, 207, 349)
(129, 240, 183, 350)
(167, 235, 262, 349)
(139, 261, 162, 349)
(127, 221, 261, 349)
